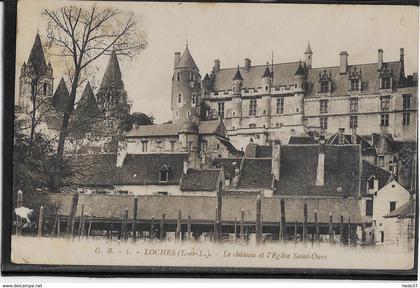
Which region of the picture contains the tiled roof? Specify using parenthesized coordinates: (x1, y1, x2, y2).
(99, 51, 124, 90)
(238, 159, 272, 189)
(288, 136, 318, 145)
(256, 145, 272, 158)
(360, 160, 392, 196)
(50, 194, 363, 223)
(64, 153, 188, 186)
(175, 46, 198, 69)
(326, 133, 376, 156)
(125, 119, 226, 138)
(384, 198, 415, 219)
(52, 77, 70, 112)
(180, 169, 221, 191)
(210, 60, 402, 97)
(276, 145, 361, 196)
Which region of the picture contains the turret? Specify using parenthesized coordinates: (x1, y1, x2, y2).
(261, 63, 272, 128)
(304, 42, 313, 69)
(293, 61, 305, 123)
(171, 44, 201, 123)
(231, 66, 243, 129)
(261, 62, 272, 92)
(178, 118, 199, 153)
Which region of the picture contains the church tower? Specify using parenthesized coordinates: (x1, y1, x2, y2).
(18, 33, 54, 116)
(96, 50, 130, 135)
(171, 44, 201, 124)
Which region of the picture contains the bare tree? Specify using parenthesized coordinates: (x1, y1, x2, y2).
(43, 5, 147, 190)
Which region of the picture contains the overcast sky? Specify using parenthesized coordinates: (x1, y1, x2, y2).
(16, 0, 418, 123)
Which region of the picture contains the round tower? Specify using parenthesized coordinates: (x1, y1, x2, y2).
(178, 118, 199, 152)
(261, 63, 272, 128)
(231, 66, 243, 130)
(293, 61, 305, 125)
(171, 45, 201, 124)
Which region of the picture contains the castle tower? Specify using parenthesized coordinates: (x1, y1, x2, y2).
(304, 42, 313, 69)
(231, 66, 243, 130)
(261, 63, 272, 128)
(293, 61, 306, 124)
(18, 33, 54, 115)
(96, 50, 130, 134)
(171, 44, 201, 124)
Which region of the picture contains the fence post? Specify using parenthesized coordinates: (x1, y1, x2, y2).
(51, 214, 58, 238)
(57, 217, 61, 238)
(37, 206, 44, 238)
(303, 202, 307, 242)
(87, 210, 93, 238)
(132, 198, 138, 241)
(176, 210, 181, 241)
(150, 216, 155, 241)
(314, 209, 319, 242)
(280, 198, 286, 242)
(16, 190, 23, 236)
(234, 217, 237, 241)
(67, 193, 79, 236)
(240, 208, 245, 241)
(187, 215, 191, 240)
(328, 212, 333, 243)
(123, 209, 129, 240)
(348, 217, 351, 245)
(339, 214, 344, 244)
(213, 207, 218, 242)
(256, 194, 262, 244)
(78, 204, 85, 238)
(294, 220, 297, 242)
(217, 180, 223, 241)
(160, 214, 166, 241)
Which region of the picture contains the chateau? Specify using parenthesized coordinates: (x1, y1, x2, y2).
(199, 43, 417, 150)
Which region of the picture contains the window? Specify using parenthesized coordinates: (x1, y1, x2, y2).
(176, 72, 181, 81)
(350, 98, 358, 112)
(350, 79, 359, 91)
(366, 199, 373, 217)
(389, 201, 396, 213)
(276, 97, 284, 114)
(189, 72, 194, 81)
(403, 112, 410, 126)
(141, 141, 148, 152)
(170, 141, 176, 152)
(368, 177, 375, 189)
(201, 140, 208, 151)
(249, 99, 257, 116)
(177, 93, 182, 103)
(403, 94, 411, 109)
(188, 141, 193, 151)
(156, 140, 162, 152)
(265, 86, 269, 91)
(249, 123, 256, 129)
(43, 83, 47, 95)
(159, 171, 169, 182)
(320, 117, 328, 131)
(320, 81, 329, 93)
(320, 100, 328, 114)
(380, 114, 389, 127)
(157, 192, 168, 196)
(380, 96, 391, 111)
(192, 95, 196, 104)
(349, 115, 358, 128)
(381, 77, 391, 89)
(218, 102, 225, 119)
(377, 155, 385, 167)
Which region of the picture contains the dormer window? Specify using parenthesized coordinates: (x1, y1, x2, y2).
(379, 65, 393, 90)
(189, 72, 194, 81)
(318, 69, 332, 94)
(348, 67, 362, 92)
(176, 72, 181, 81)
(159, 165, 171, 182)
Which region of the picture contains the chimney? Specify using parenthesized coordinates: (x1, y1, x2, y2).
(338, 128, 345, 145)
(400, 48, 405, 62)
(378, 49, 383, 71)
(244, 58, 251, 72)
(316, 137, 325, 186)
(339, 51, 348, 74)
(271, 140, 281, 181)
(183, 159, 189, 174)
(351, 127, 357, 144)
(213, 59, 220, 73)
(174, 52, 181, 67)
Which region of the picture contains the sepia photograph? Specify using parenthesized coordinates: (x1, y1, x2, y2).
(3, 0, 418, 277)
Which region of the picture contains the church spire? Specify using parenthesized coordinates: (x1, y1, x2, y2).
(52, 77, 70, 112)
(99, 50, 124, 90)
(76, 82, 99, 117)
(27, 33, 47, 78)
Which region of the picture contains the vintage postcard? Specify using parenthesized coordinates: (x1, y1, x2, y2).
(6, 0, 418, 276)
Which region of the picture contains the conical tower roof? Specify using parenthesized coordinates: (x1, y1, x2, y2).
(52, 77, 70, 111)
(232, 66, 244, 81)
(305, 42, 313, 54)
(294, 61, 305, 76)
(76, 82, 100, 117)
(262, 63, 272, 78)
(27, 33, 47, 78)
(99, 50, 124, 90)
(176, 45, 198, 69)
